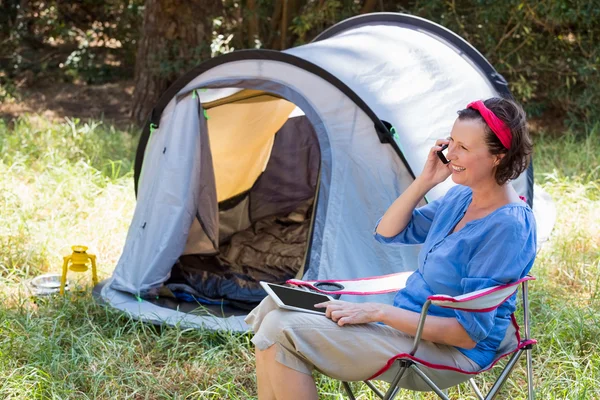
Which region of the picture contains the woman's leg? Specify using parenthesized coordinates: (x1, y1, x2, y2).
(251, 306, 480, 383)
(246, 297, 478, 397)
(247, 298, 318, 399)
(260, 345, 318, 400)
(255, 347, 276, 400)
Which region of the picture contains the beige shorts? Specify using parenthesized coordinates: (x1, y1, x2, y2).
(245, 296, 480, 387)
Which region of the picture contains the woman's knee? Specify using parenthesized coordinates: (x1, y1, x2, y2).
(257, 309, 289, 338)
(245, 296, 280, 331)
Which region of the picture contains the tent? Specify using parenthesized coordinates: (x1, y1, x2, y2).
(95, 12, 556, 332)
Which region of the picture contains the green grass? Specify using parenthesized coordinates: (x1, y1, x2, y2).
(0, 115, 599, 399)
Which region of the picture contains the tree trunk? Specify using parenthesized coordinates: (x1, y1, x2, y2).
(131, 0, 223, 126)
(269, 0, 283, 49)
(360, 0, 378, 14)
(280, 0, 288, 50)
(247, 0, 259, 48)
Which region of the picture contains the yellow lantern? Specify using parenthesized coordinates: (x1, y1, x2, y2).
(60, 245, 98, 295)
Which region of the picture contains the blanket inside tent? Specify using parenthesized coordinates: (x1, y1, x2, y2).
(165, 199, 314, 307)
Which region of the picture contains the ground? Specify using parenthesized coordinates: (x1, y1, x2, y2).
(0, 81, 134, 128)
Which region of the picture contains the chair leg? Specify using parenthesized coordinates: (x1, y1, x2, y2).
(526, 349, 535, 400)
(345, 359, 408, 400)
(485, 350, 523, 399)
(364, 381, 385, 399)
(522, 280, 535, 400)
(469, 378, 484, 400)
(383, 360, 410, 400)
(384, 386, 400, 400)
(409, 365, 450, 400)
(342, 381, 356, 400)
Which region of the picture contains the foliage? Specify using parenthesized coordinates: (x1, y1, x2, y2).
(0, 295, 257, 399)
(0, 80, 20, 104)
(291, 0, 359, 45)
(0, 0, 144, 84)
(0, 116, 138, 281)
(403, 0, 600, 131)
(0, 115, 599, 398)
(1, 0, 598, 129)
(0, 117, 138, 180)
(226, 0, 600, 132)
(218, 0, 600, 131)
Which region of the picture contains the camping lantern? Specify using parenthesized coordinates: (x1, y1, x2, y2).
(60, 245, 98, 295)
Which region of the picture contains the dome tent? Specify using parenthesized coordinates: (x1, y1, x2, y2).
(95, 13, 556, 332)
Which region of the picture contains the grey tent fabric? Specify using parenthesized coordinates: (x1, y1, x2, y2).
(285, 21, 499, 202)
(195, 99, 219, 252)
(110, 97, 206, 295)
(98, 13, 556, 332)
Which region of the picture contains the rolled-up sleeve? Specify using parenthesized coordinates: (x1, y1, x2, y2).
(373, 198, 441, 245)
(454, 217, 537, 343)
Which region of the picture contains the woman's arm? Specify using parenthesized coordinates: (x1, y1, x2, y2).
(316, 301, 476, 349)
(375, 177, 434, 237)
(377, 304, 476, 349)
(376, 139, 451, 238)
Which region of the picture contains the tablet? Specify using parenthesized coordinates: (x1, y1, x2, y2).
(260, 281, 333, 315)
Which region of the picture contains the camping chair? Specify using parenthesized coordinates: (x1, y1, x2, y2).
(288, 275, 536, 399)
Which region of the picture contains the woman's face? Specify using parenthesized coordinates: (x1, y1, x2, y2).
(446, 118, 501, 188)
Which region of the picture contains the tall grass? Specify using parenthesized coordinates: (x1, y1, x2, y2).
(0, 116, 137, 283)
(0, 115, 598, 399)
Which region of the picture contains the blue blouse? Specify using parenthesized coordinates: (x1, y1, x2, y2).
(373, 184, 537, 368)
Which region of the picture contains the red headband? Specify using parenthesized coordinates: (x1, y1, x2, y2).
(467, 100, 512, 149)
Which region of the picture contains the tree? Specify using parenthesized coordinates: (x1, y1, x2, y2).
(131, 0, 223, 126)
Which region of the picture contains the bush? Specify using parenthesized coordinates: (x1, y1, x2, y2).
(1, 0, 598, 132)
(289, 0, 599, 132)
(400, 0, 600, 131)
(0, 0, 144, 84)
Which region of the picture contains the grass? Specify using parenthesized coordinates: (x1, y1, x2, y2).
(0, 114, 599, 399)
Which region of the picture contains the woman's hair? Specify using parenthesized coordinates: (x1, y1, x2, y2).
(457, 97, 532, 185)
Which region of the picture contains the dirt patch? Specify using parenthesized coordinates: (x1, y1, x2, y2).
(528, 115, 567, 137)
(1, 80, 135, 129)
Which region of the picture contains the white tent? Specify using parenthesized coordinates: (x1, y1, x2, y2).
(95, 13, 556, 331)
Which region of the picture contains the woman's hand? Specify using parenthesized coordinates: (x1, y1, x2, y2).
(376, 137, 452, 238)
(418, 138, 452, 187)
(315, 300, 382, 326)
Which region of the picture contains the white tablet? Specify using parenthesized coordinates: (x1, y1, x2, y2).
(260, 281, 333, 315)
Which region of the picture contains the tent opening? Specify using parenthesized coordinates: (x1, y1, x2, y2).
(152, 90, 321, 315)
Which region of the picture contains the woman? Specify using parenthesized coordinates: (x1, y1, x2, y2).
(245, 97, 536, 400)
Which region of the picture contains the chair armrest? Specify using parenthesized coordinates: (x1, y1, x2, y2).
(409, 276, 535, 355)
(428, 276, 535, 312)
(287, 271, 413, 295)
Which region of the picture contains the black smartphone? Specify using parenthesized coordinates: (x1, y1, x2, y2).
(437, 144, 450, 164)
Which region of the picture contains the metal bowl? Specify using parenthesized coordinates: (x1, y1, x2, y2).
(28, 273, 69, 296)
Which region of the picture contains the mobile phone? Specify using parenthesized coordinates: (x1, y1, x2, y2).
(437, 144, 450, 164)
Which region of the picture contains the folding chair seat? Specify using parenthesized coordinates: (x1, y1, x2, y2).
(288, 274, 536, 400)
